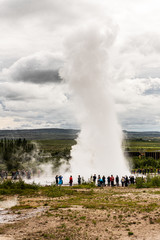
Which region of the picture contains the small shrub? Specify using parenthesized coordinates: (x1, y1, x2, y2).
(136, 176, 160, 188)
(128, 231, 134, 236)
(136, 177, 146, 188)
(149, 217, 154, 224)
(150, 176, 160, 187)
(92, 220, 96, 225)
(155, 218, 160, 224)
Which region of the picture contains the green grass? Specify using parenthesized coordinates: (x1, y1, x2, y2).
(42, 185, 78, 198)
(154, 191, 160, 194)
(0, 181, 96, 200)
(41, 233, 56, 239)
(71, 183, 96, 189)
(36, 139, 76, 151)
(123, 139, 160, 151)
(37, 138, 160, 153)
(0, 180, 39, 195)
(128, 231, 134, 236)
(11, 205, 35, 210)
(136, 176, 160, 188)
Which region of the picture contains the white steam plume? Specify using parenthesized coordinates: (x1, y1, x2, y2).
(61, 21, 129, 180)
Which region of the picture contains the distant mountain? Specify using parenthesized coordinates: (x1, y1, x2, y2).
(0, 128, 160, 140)
(0, 128, 79, 140)
(123, 130, 160, 139)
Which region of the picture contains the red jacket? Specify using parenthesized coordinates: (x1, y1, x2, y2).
(69, 177, 73, 183)
(110, 176, 114, 182)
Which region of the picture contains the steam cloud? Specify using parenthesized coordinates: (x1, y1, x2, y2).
(61, 21, 129, 179)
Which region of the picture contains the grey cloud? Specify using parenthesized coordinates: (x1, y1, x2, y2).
(0, 83, 37, 101)
(3, 53, 63, 84)
(13, 69, 61, 84)
(5, 93, 32, 101)
(0, 79, 70, 122)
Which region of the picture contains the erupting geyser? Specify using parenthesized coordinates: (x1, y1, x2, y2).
(61, 22, 129, 179)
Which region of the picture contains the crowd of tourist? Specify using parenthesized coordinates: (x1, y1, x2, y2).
(0, 169, 32, 180)
(55, 174, 136, 187)
(0, 169, 159, 187)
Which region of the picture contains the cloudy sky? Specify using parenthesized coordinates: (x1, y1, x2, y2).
(0, 0, 160, 131)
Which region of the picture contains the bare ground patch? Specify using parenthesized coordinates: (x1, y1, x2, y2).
(0, 187, 160, 240)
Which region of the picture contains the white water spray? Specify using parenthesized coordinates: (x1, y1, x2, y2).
(61, 22, 129, 180)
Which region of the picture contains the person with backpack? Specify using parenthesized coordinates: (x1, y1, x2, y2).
(121, 176, 125, 187)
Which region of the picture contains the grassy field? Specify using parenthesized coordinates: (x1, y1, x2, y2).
(36, 139, 76, 152)
(35, 139, 160, 152)
(123, 139, 160, 151)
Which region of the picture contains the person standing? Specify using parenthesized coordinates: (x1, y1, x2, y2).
(116, 175, 119, 187)
(90, 175, 93, 183)
(125, 176, 129, 187)
(107, 176, 111, 186)
(93, 174, 97, 185)
(102, 175, 106, 186)
(58, 175, 63, 186)
(100, 177, 103, 187)
(97, 175, 100, 187)
(110, 175, 114, 187)
(121, 176, 125, 187)
(78, 175, 81, 185)
(69, 175, 73, 186)
(55, 175, 58, 186)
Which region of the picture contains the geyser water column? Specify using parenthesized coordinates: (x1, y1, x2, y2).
(61, 22, 129, 179)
